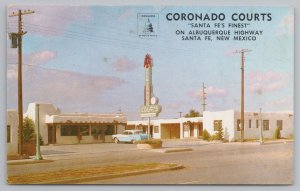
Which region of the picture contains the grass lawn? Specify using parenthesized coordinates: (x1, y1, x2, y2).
(8, 162, 181, 184)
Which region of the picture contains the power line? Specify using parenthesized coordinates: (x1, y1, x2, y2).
(201, 82, 206, 113)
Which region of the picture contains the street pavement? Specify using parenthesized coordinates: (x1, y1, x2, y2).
(7, 140, 293, 184)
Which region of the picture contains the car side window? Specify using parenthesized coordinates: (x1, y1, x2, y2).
(123, 131, 128, 135)
(128, 132, 133, 135)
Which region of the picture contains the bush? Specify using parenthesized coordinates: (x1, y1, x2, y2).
(273, 127, 281, 139)
(209, 134, 218, 141)
(23, 117, 35, 144)
(202, 129, 211, 141)
(215, 125, 224, 141)
(135, 139, 162, 145)
(209, 126, 224, 141)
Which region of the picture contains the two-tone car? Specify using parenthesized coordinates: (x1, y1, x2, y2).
(112, 130, 148, 143)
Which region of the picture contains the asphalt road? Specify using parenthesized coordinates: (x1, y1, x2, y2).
(7, 140, 293, 184)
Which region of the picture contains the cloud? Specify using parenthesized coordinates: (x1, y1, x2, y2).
(30, 50, 57, 65)
(7, 64, 125, 112)
(268, 97, 291, 106)
(7, 6, 92, 36)
(247, 71, 289, 94)
(7, 64, 18, 80)
(276, 14, 294, 36)
(188, 86, 227, 100)
(7, 50, 57, 80)
(113, 57, 138, 72)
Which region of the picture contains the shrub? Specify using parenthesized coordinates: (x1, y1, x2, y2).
(273, 127, 281, 139)
(215, 125, 224, 141)
(202, 129, 211, 141)
(135, 139, 162, 145)
(209, 134, 218, 141)
(23, 117, 35, 143)
(209, 126, 224, 141)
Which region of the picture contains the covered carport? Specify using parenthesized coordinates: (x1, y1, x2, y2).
(160, 123, 180, 139)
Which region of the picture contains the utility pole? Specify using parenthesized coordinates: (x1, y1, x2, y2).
(9, 9, 35, 156)
(201, 82, 207, 114)
(259, 107, 264, 145)
(235, 49, 251, 143)
(178, 111, 182, 118)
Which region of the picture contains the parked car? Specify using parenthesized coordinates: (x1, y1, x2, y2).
(112, 130, 148, 143)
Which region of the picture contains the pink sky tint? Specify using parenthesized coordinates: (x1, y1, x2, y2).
(265, 97, 292, 108)
(30, 50, 57, 65)
(117, 8, 134, 22)
(188, 86, 227, 100)
(277, 14, 294, 36)
(7, 6, 92, 36)
(225, 46, 238, 57)
(113, 57, 138, 72)
(247, 71, 289, 94)
(7, 64, 125, 112)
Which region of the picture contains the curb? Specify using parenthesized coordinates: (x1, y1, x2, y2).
(150, 147, 193, 153)
(24, 164, 185, 184)
(7, 159, 54, 165)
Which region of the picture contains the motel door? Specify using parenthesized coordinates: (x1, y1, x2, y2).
(190, 125, 194, 137)
(48, 125, 56, 144)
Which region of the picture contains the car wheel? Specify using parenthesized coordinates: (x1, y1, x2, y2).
(114, 138, 119, 144)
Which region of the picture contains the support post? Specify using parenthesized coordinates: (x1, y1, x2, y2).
(35, 104, 43, 160)
(259, 108, 264, 144)
(148, 117, 151, 140)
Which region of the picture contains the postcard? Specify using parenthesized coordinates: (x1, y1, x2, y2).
(6, 6, 294, 184)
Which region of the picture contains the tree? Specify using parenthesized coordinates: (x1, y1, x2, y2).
(202, 129, 211, 141)
(215, 125, 224, 141)
(23, 117, 35, 143)
(184, 109, 200, 118)
(273, 127, 281, 139)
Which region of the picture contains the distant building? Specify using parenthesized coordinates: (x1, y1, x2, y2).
(127, 109, 293, 142)
(203, 110, 294, 142)
(127, 117, 203, 139)
(6, 110, 19, 156)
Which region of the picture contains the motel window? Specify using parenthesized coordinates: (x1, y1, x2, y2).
(277, 120, 283, 130)
(91, 125, 102, 135)
(213, 120, 222, 131)
(256, 120, 259, 128)
(91, 125, 114, 135)
(249, 120, 251, 128)
(80, 126, 89, 136)
(7, 125, 11, 143)
(61, 125, 78, 136)
(263, 120, 269, 131)
(105, 125, 114, 135)
(237, 119, 241, 131)
(154, 126, 159, 133)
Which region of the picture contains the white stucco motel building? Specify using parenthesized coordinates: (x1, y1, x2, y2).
(127, 117, 203, 139)
(203, 109, 294, 142)
(7, 103, 294, 156)
(127, 109, 293, 142)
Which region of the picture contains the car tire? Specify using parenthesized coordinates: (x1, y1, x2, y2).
(114, 138, 119, 144)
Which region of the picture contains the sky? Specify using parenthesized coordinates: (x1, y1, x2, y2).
(6, 6, 294, 120)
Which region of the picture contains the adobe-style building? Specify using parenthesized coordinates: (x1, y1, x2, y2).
(23, 102, 127, 145)
(203, 110, 294, 142)
(127, 117, 203, 139)
(127, 109, 293, 142)
(6, 103, 294, 157)
(6, 110, 19, 156)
